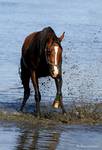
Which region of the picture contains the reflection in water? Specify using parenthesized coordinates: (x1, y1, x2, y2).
(16, 126, 60, 150)
(0, 122, 102, 150)
(0, 123, 102, 150)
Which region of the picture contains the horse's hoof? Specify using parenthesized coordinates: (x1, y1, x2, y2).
(52, 100, 61, 109)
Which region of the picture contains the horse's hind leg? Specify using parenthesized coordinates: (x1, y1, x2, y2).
(20, 58, 30, 111)
(31, 70, 41, 117)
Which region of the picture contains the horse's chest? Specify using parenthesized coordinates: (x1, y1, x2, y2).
(37, 62, 49, 77)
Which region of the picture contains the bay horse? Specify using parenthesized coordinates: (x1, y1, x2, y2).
(20, 27, 66, 116)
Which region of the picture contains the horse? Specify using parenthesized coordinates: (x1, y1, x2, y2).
(20, 26, 66, 116)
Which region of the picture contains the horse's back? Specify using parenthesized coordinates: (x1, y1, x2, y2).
(22, 32, 38, 56)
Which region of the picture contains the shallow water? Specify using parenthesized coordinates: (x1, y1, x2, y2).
(0, 122, 102, 150)
(0, 0, 102, 103)
(0, 0, 102, 149)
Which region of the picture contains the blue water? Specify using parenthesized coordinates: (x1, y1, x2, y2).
(0, 123, 102, 150)
(0, 0, 102, 149)
(0, 0, 102, 103)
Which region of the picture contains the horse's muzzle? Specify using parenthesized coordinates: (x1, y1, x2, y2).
(50, 65, 60, 78)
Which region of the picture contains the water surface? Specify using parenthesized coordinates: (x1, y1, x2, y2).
(0, 122, 102, 150)
(0, 0, 102, 149)
(0, 0, 102, 102)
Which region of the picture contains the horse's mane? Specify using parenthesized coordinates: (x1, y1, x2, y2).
(40, 26, 60, 53)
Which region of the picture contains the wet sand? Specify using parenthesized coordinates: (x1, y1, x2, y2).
(0, 101, 102, 125)
(0, 101, 102, 149)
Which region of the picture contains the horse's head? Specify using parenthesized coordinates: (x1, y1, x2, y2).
(45, 32, 65, 78)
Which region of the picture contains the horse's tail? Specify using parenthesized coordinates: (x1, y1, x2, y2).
(19, 57, 30, 85)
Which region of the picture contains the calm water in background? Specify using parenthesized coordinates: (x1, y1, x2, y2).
(0, 0, 102, 102)
(0, 0, 102, 149)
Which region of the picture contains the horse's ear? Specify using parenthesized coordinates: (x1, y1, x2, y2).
(58, 32, 65, 42)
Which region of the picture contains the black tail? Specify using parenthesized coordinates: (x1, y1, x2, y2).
(19, 57, 30, 111)
(20, 57, 30, 85)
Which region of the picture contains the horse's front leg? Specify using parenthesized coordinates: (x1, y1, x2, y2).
(31, 71, 41, 117)
(53, 77, 66, 114)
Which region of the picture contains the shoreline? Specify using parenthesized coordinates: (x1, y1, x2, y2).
(0, 102, 102, 126)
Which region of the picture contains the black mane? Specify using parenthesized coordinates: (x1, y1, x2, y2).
(40, 26, 60, 52)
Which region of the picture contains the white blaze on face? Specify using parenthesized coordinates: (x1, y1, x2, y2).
(54, 46, 58, 65)
(53, 46, 59, 77)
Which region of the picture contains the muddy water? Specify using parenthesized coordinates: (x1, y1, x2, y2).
(0, 0, 102, 149)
